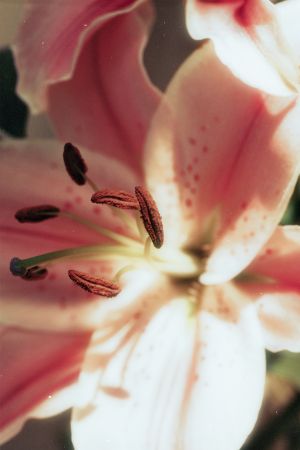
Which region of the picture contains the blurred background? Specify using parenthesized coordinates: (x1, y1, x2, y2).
(1, 0, 300, 449)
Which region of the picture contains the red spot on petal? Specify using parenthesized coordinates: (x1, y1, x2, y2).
(185, 198, 193, 208)
(200, 125, 207, 132)
(189, 137, 197, 146)
(240, 201, 248, 210)
(194, 174, 200, 182)
(75, 196, 83, 204)
(63, 201, 73, 210)
(202, 145, 209, 154)
(93, 206, 101, 215)
(187, 164, 193, 173)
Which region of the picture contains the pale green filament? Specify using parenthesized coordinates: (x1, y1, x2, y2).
(112, 264, 137, 283)
(60, 211, 141, 248)
(135, 211, 147, 241)
(18, 244, 145, 270)
(85, 174, 99, 192)
(144, 237, 152, 260)
(108, 207, 139, 236)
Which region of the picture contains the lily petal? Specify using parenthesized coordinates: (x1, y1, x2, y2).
(0, 326, 90, 444)
(277, 0, 300, 64)
(145, 43, 263, 247)
(0, 139, 143, 332)
(185, 0, 300, 95)
(202, 88, 300, 284)
(240, 283, 300, 353)
(71, 285, 265, 450)
(248, 225, 300, 286)
(182, 284, 265, 450)
(14, 0, 160, 173)
(242, 226, 300, 352)
(145, 42, 300, 280)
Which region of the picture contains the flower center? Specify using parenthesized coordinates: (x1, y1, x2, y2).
(10, 143, 201, 297)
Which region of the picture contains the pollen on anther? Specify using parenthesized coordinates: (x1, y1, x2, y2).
(135, 186, 164, 249)
(91, 189, 139, 210)
(68, 269, 120, 297)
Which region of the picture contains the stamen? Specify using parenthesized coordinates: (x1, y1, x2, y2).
(91, 190, 139, 210)
(15, 205, 60, 223)
(63, 142, 87, 185)
(135, 186, 164, 249)
(22, 266, 48, 281)
(68, 269, 120, 297)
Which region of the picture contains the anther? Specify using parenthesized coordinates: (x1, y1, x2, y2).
(22, 266, 48, 281)
(91, 189, 139, 209)
(63, 142, 87, 185)
(135, 186, 164, 249)
(15, 205, 60, 223)
(68, 269, 121, 297)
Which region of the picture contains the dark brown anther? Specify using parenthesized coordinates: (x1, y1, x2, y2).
(135, 186, 164, 249)
(68, 270, 120, 297)
(91, 189, 139, 209)
(63, 142, 87, 185)
(22, 266, 48, 281)
(15, 205, 60, 223)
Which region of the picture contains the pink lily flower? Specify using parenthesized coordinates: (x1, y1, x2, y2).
(1, 2, 300, 450)
(185, 0, 300, 96)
